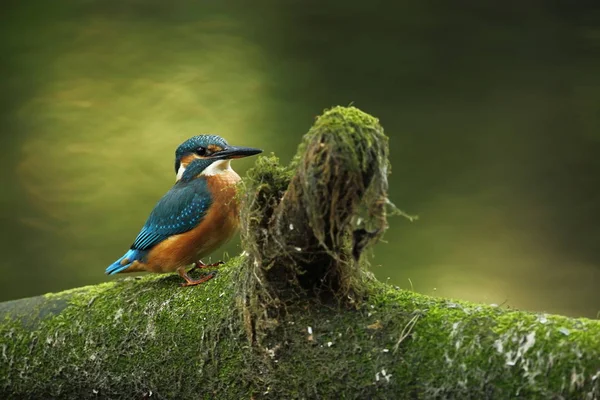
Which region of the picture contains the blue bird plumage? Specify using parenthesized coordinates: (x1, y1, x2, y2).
(106, 249, 145, 275)
(106, 134, 262, 287)
(105, 177, 212, 275)
(131, 178, 211, 250)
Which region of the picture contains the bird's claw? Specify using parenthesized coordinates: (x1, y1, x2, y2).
(180, 271, 217, 288)
(188, 260, 225, 274)
(206, 260, 225, 268)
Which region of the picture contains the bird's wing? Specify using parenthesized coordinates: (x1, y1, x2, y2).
(130, 179, 212, 251)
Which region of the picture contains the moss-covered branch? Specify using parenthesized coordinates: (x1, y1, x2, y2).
(2, 268, 599, 399)
(1, 107, 599, 399)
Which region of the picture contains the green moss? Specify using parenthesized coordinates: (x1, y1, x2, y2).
(240, 106, 390, 307)
(1, 259, 254, 399)
(253, 282, 600, 399)
(2, 269, 599, 398)
(290, 105, 385, 170)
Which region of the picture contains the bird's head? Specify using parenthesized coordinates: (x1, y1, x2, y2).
(175, 135, 262, 181)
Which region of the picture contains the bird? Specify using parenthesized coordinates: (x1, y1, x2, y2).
(106, 134, 262, 287)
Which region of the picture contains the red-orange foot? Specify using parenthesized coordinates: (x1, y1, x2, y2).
(177, 268, 217, 287)
(187, 260, 225, 274)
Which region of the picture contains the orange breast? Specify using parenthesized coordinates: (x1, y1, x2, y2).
(143, 171, 241, 273)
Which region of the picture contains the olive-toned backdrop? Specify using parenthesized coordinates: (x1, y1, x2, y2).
(1, 0, 599, 317)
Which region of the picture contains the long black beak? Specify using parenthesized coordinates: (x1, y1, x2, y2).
(216, 145, 263, 159)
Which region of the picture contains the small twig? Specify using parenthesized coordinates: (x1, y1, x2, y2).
(386, 199, 418, 222)
(393, 314, 420, 354)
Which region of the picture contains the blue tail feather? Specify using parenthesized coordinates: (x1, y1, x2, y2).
(106, 249, 145, 275)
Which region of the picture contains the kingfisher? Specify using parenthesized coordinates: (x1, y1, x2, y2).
(106, 135, 262, 287)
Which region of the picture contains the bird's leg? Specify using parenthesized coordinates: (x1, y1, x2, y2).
(187, 260, 225, 274)
(178, 267, 217, 288)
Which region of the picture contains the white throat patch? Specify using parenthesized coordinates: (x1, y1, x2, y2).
(176, 164, 186, 181)
(176, 159, 233, 181)
(202, 159, 232, 176)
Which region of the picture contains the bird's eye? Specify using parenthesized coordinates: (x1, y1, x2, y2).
(195, 147, 207, 156)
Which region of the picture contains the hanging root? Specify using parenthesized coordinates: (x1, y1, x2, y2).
(238, 106, 391, 312)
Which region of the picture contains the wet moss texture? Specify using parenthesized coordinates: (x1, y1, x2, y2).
(1, 107, 599, 399)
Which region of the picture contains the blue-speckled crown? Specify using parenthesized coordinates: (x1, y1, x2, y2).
(174, 135, 229, 173)
(176, 135, 228, 159)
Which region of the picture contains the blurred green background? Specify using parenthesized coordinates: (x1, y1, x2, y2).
(1, 0, 599, 318)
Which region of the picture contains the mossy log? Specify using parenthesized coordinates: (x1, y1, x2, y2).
(2, 107, 599, 400)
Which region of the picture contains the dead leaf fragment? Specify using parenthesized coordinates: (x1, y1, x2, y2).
(367, 320, 383, 330)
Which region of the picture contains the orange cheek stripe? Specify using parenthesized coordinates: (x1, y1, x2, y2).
(207, 144, 223, 153)
(180, 154, 197, 167)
